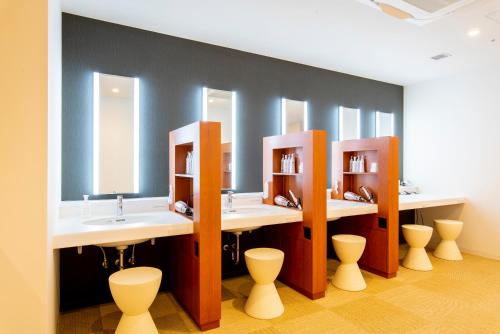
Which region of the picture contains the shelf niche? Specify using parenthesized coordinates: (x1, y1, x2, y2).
(331, 137, 399, 278)
(262, 131, 327, 299)
(167, 121, 221, 331)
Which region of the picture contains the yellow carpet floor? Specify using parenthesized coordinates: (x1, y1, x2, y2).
(58, 252, 500, 334)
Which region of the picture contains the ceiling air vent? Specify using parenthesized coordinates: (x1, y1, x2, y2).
(358, 0, 477, 25)
(431, 53, 452, 60)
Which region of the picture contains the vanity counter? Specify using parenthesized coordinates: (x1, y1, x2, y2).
(399, 194, 466, 211)
(53, 203, 302, 249)
(53, 194, 466, 249)
(221, 204, 302, 231)
(327, 199, 378, 220)
(53, 211, 193, 249)
(326, 194, 466, 221)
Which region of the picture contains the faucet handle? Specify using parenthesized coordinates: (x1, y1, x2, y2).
(227, 191, 234, 196)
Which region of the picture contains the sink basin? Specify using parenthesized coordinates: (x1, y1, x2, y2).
(96, 239, 149, 248)
(222, 207, 271, 215)
(222, 207, 271, 233)
(83, 215, 155, 226)
(82, 215, 155, 247)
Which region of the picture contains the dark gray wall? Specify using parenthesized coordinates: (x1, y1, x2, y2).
(62, 13, 404, 201)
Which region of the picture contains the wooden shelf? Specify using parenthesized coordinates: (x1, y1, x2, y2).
(168, 121, 221, 330)
(264, 131, 327, 300)
(175, 173, 194, 178)
(331, 137, 399, 279)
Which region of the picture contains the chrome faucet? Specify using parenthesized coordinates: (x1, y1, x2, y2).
(117, 195, 123, 216)
(227, 191, 234, 209)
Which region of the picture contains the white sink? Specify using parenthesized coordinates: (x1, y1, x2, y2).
(83, 215, 155, 226)
(82, 215, 155, 247)
(223, 207, 269, 215)
(96, 239, 149, 248)
(222, 206, 273, 233)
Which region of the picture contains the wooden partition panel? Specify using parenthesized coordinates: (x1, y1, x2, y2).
(331, 137, 399, 278)
(168, 121, 221, 330)
(262, 130, 327, 299)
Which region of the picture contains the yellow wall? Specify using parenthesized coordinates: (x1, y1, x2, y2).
(0, 0, 56, 332)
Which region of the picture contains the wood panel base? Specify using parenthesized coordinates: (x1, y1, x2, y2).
(199, 320, 220, 331)
(359, 265, 397, 279)
(279, 277, 326, 300)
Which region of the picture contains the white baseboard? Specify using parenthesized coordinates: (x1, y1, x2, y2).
(461, 248, 500, 261)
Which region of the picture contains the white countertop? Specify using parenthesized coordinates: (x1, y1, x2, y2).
(327, 199, 378, 220)
(398, 194, 466, 211)
(221, 204, 302, 231)
(53, 193, 466, 249)
(326, 194, 466, 220)
(53, 211, 193, 249)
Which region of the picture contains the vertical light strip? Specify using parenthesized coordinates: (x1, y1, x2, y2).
(202, 87, 208, 121)
(303, 101, 309, 131)
(231, 91, 237, 189)
(338, 106, 344, 141)
(391, 113, 395, 136)
(93, 72, 100, 195)
(356, 108, 361, 139)
(375, 111, 381, 137)
(133, 78, 140, 193)
(281, 98, 287, 135)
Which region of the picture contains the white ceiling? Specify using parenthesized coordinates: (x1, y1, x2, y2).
(61, 0, 500, 86)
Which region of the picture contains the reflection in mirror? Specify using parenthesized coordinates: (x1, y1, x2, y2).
(202, 87, 236, 190)
(93, 73, 139, 195)
(281, 98, 308, 135)
(375, 111, 394, 137)
(339, 106, 360, 140)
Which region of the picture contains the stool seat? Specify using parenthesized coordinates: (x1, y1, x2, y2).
(434, 219, 463, 260)
(332, 234, 366, 291)
(402, 224, 433, 271)
(244, 248, 284, 319)
(110, 267, 162, 286)
(109, 267, 162, 334)
(245, 248, 284, 261)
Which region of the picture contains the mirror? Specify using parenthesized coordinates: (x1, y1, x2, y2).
(281, 98, 308, 134)
(376, 111, 394, 137)
(339, 106, 360, 140)
(93, 73, 139, 195)
(202, 87, 236, 190)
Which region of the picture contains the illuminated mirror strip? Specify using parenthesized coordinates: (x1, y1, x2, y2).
(93, 72, 140, 195)
(375, 111, 395, 137)
(338, 106, 361, 141)
(202, 87, 208, 121)
(304, 101, 309, 131)
(231, 91, 237, 189)
(357, 108, 361, 139)
(133, 78, 140, 193)
(202, 87, 237, 190)
(281, 98, 287, 135)
(93, 72, 100, 195)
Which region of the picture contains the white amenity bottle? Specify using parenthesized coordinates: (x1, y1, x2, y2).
(281, 154, 285, 173)
(82, 194, 91, 219)
(360, 155, 365, 173)
(290, 153, 296, 174)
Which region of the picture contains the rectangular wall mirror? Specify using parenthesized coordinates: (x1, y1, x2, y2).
(281, 98, 308, 135)
(376, 111, 394, 137)
(339, 106, 360, 140)
(202, 87, 236, 190)
(93, 72, 139, 195)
